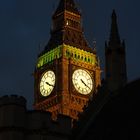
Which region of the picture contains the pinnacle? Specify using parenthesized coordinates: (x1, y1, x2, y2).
(109, 9, 121, 45)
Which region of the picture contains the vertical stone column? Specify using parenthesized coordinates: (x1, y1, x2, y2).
(95, 67, 101, 89)
(61, 47, 70, 116)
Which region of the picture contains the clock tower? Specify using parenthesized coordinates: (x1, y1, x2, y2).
(34, 0, 101, 120)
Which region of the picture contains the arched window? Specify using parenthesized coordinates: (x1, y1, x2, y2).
(78, 55, 80, 59)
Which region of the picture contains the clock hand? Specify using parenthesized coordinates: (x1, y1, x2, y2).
(81, 79, 86, 86)
(45, 81, 54, 87)
(80, 79, 91, 89)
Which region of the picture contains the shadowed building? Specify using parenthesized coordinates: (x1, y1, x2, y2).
(105, 10, 127, 92)
(0, 95, 71, 140)
(71, 79, 140, 140)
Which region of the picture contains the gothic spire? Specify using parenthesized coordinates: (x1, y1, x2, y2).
(109, 9, 121, 45)
(53, 0, 80, 16)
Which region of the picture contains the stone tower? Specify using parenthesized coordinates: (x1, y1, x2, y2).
(34, 0, 101, 120)
(105, 10, 127, 92)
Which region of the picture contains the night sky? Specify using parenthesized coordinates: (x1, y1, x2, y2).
(0, 0, 140, 109)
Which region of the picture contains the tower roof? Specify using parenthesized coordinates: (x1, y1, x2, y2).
(53, 0, 80, 16)
(38, 0, 95, 56)
(109, 9, 121, 45)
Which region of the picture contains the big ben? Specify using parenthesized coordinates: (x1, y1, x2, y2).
(34, 0, 101, 120)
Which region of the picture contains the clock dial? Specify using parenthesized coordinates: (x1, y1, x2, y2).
(40, 71, 55, 97)
(72, 69, 93, 95)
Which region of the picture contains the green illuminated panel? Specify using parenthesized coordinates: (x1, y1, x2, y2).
(36, 44, 98, 68)
(37, 45, 62, 68)
(63, 45, 97, 65)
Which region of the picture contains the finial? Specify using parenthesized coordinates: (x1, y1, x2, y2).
(112, 9, 117, 19)
(93, 39, 97, 52)
(105, 41, 108, 47)
(122, 39, 125, 47)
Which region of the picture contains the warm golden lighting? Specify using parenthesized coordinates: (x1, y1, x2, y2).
(72, 69, 93, 95)
(66, 20, 69, 25)
(40, 71, 55, 96)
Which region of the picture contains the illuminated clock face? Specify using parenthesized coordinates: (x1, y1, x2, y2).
(72, 69, 93, 95)
(40, 71, 55, 97)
